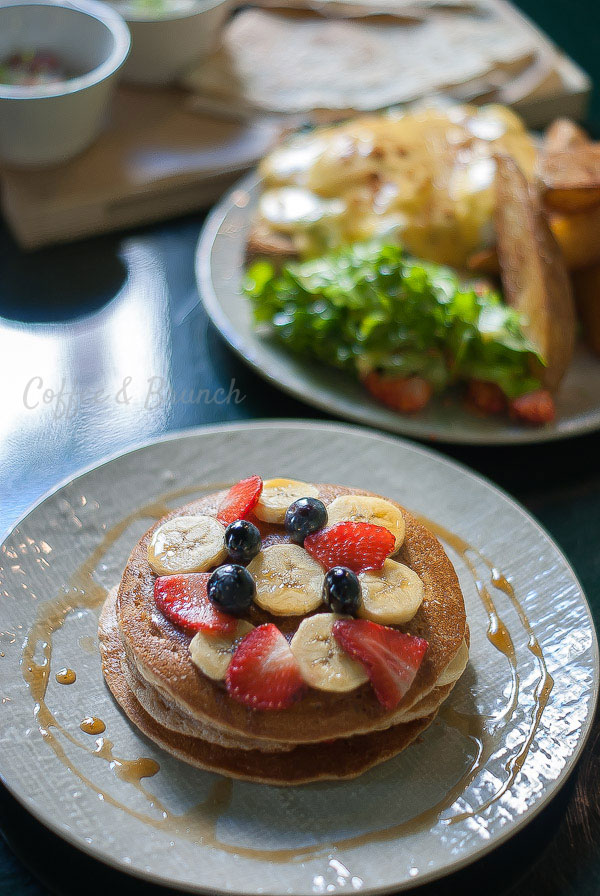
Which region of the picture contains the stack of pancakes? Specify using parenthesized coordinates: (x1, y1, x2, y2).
(100, 484, 468, 785)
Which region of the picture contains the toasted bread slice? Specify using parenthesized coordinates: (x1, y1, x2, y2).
(494, 154, 576, 392)
(246, 223, 298, 265)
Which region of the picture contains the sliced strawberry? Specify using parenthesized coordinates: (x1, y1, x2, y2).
(304, 521, 395, 573)
(225, 623, 305, 710)
(217, 476, 263, 526)
(509, 390, 555, 426)
(363, 372, 433, 414)
(333, 619, 428, 710)
(466, 379, 507, 416)
(154, 574, 237, 634)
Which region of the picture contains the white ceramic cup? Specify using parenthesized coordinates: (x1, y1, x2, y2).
(113, 0, 231, 87)
(0, 0, 130, 167)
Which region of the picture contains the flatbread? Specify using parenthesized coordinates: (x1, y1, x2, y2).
(184, 6, 541, 117)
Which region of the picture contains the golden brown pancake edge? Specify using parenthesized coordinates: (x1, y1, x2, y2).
(114, 483, 466, 744)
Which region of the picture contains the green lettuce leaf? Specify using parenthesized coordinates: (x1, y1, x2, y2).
(244, 242, 543, 399)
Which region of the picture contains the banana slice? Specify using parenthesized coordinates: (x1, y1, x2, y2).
(147, 515, 227, 575)
(254, 477, 319, 524)
(290, 613, 368, 692)
(325, 495, 405, 551)
(358, 559, 424, 624)
(189, 620, 254, 680)
(437, 638, 469, 687)
(247, 544, 324, 615)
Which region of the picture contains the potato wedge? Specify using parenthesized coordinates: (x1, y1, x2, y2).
(539, 146, 600, 213)
(550, 206, 600, 270)
(573, 264, 600, 356)
(470, 210, 600, 274)
(494, 154, 576, 392)
(543, 118, 589, 154)
(467, 247, 499, 275)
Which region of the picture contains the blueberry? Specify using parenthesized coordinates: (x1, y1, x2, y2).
(323, 567, 361, 615)
(208, 564, 255, 614)
(225, 519, 262, 564)
(285, 497, 328, 543)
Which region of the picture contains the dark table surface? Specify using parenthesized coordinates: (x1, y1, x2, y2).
(1, 2, 600, 893)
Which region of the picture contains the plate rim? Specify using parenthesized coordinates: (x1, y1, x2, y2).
(195, 171, 600, 447)
(1, 418, 598, 895)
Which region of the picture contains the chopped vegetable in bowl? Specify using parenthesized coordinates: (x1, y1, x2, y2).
(0, 50, 69, 87)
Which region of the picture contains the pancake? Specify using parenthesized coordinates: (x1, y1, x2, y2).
(115, 484, 466, 746)
(100, 587, 443, 784)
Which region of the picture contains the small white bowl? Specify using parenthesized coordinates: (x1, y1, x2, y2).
(112, 0, 230, 87)
(0, 0, 130, 167)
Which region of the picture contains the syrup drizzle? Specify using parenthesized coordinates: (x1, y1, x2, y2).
(417, 515, 554, 824)
(55, 667, 76, 685)
(80, 717, 106, 736)
(18, 486, 554, 862)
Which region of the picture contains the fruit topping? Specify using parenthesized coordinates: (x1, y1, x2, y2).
(304, 521, 395, 573)
(284, 496, 328, 543)
(247, 544, 324, 615)
(189, 619, 255, 680)
(148, 515, 227, 575)
(363, 372, 433, 414)
(290, 613, 368, 693)
(154, 573, 237, 634)
(466, 379, 507, 416)
(217, 476, 263, 526)
(225, 519, 262, 564)
(207, 564, 256, 615)
(225, 623, 306, 710)
(325, 495, 405, 551)
(358, 559, 424, 625)
(333, 619, 428, 710)
(509, 390, 556, 425)
(322, 566, 361, 615)
(254, 478, 319, 524)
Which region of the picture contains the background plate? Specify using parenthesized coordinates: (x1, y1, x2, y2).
(196, 174, 600, 445)
(0, 421, 597, 895)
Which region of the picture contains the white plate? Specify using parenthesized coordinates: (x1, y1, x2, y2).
(196, 174, 600, 445)
(0, 421, 597, 894)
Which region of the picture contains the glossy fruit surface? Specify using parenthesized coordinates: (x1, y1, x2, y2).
(225, 519, 262, 564)
(207, 564, 256, 615)
(322, 566, 361, 615)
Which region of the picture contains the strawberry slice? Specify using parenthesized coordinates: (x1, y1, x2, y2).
(304, 521, 395, 573)
(217, 476, 263, 526)
(225, 623, 306, 710)
(509, 390, 555, 425)
(363, 372, 433, 414)
(154, 574, 237, 634)
(333, 619, 428, 710)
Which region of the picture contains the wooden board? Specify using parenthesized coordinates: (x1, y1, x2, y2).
(0, 87, 281, 249)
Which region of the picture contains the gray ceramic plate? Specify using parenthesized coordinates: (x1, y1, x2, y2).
(196, 174, 600, 445)
(0, 421, 597, 894)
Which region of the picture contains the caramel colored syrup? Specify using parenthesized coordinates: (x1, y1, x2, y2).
(19, 482, 244, 843)
(80, 716, 106, 735)
(55, 667, 76, 685)
(417, 515, 555, 825)
(94, 737, 160, 785)
(19, 483, 554, 862)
